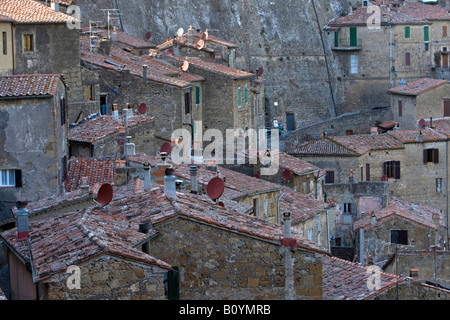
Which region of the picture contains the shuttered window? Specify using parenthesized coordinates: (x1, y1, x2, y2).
(334, 31, 339, 47)
(391, 230, 408, 245)
(366, 163, 370, 181)
(167, 266, 180, 300)
(405, 52, 411, 66)
(443, 26, 448, 38)
(398, 99, 403, 117)
(325, 170, 335, 184)
(237, 87, 242, 107)
(405, 26, 410, 39)
(424, 26, 429, 42)
(384, 161, 400, 179)
(444, 99, 450, 117)
(195, 86, 200, 105)
(184, 92, 191, 114)
(423, 148, 439, 164)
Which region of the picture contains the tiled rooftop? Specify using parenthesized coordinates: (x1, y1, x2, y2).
(277, 151, 322, 176)
(65, 157, 117, 192)
(286, 137, 360, 156)
(80, 36, 204, 88)
(0, 74, 63, 98)
(388, 78, 448, 96)
(327, 0, 450, 27)
(166, 55, 254, 80)
(322, 256, 401, 300)
(354, 197, 445, 231)
(0, 0, 79, 24)
(388, 128, 447, 143)
(425, 118, 450, 137)
(68, 114, 153, 144)
(81, 27, 157, 49)
(0, 208, 172, 281)
(157, 30, 237, 51)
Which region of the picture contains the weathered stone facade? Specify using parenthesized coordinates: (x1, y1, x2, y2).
(373, 278, 450, 300)
(147, 216, 324, 300)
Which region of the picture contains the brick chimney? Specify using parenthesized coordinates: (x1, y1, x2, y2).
(124, 136, 135, 156)
(409, 269, 419, 279)
(370, 211, 377, 224)
(16, 201, 30, 241)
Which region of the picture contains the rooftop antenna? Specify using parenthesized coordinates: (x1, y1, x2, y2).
(100, 8, 122, 38)
(89, 20, 103, 53)
(206, 176, 225, 203)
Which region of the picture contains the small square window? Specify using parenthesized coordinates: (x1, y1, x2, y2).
(0, 169, 15, 187)
(23, 34, 34, 52)
(391, 230, 407, 245)
(325, 170, 335, 184)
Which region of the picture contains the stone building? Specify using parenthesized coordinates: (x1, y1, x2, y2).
(0, 74, 68, 228)
(68, 112, 156, 158)
(387, 77, 450, 129)
(354, 197, 446, 265)
(325, 0, 450, 113)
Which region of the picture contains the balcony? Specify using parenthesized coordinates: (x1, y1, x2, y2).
(332, 38, 362, 51)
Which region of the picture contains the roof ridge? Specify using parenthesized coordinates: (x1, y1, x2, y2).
(324, 135, 361, 155)
(76, 208, 109, 252)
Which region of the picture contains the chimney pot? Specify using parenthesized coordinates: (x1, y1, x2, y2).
(410, 269, 419, 278)
(16, 201, 30, 240)
(164, 167, 177, 197)
(283, 212, 291, 239)
(142, 65, 148, 81)
(51, 0, 59, 12)
(143, 162, 151, 191)
(370, 211, 377, 224)
(189, 164, 198, 194)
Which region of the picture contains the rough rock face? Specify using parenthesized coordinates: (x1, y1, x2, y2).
(76, 0, 349, 128)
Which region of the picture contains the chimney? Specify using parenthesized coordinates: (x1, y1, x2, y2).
(370, 211, 377, 224)
(432, 212, 440, 228)
(143, 162, 151, 191)
(51, 0, 59, 12)
(124, 136, 135, 156)
(98, 38, 112, 56)
(164, 167, 177, 197)
(123, 104, 134, 120)
(110, 27, 118, 41)
(399, 78, 407, 87)
(112, 104, 119, 120)
(139, 222, 152, 254)
(115, 159, 128, 186)
(142, 65, 148, 81)
(16, 201, 29, 241)
(371, 127, 378, 135)
(134, 177, 141, 194)
(189, 164, 198, 194)
(80, 176, 90, 194)
(283, 211, 292, 238)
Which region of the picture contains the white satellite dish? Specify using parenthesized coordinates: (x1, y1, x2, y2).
(176, 28, 184, 37)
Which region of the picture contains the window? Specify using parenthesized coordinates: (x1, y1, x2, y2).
(0, 169, 21, 187)
(384, 161, 400, 179)
(398, 99, 403, 116)
(195, 86, 200, 105)
(405, 26, 410, 39)
(391, 230, 408, 245)
(444, 99, 450, 117)
(365, 163, 371, 181)
(23, 34, 34, 52)
(2, 32, 6, 55)
(166, 266, 180, 300)
(253, 198, 259, 217)
(84, 85, 95, 101)
(325, 170, 335, 184)
(443, 26, 448, 38)
(305, 177, 310, 194)
(60, 97, 66, 125)
(424, 26, 429, 42)
(244, 87, 248, 105)
(424, 148, 439, 164)
(263, 199, 268, 216)
(350, 27, 357, 47)
(343, 203, 352, 213)
(237, 87, 242, 107)
(350, 55, 358, 74)
(436, 178, 443, 193)
(425, 43, 429, 52)
(405, 52, 411, 66)
(334, 31, 339, 47)
(184, 92, 191, 114)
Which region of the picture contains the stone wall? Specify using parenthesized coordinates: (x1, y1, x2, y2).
(43, 255, 168, 300)
(148, 216, 323, 300)
(374, 278, 450, 300)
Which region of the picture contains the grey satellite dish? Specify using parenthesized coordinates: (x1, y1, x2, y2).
(176, 28, 184, 37)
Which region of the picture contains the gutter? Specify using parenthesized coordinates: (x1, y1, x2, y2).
(0, 95, 53, 100)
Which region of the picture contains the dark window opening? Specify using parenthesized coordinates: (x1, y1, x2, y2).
(2, 32, 7, 55)
(424, 148, 439, 164)
(391, 230, 408, 245)
(384, 161, 400, 179)
(325, 170, 335, 184)
(184, 92, 191, 114)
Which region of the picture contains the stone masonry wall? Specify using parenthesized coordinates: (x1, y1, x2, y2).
(148, 216, 323, 300)
(43, 255, 168, 300)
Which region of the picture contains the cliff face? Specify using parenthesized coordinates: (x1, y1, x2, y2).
(76, 0, 349, 128)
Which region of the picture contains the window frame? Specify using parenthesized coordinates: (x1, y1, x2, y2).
(325, 170, 335, 184)
(350, 54, 358, 74)
(424, 148, 439, 164)
(384, 161, 400, 180)
(391, 229, 408, 245)
(2, 31, 7, 55)
(23, 34, 34, 52)
(0, 169, 21, 187)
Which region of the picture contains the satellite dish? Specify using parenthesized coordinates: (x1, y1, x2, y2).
(176, 27, 184, 37)
(97, 183, 114, 206)
(218, 201, 225, 207)
(167, 48, 174, 55)
(145, 32, 152, 40)
(160, 141, 172, 155)
(282, 169, 291, 182)
(201, 31, 208, 41)
(196, 39, 205, 50)
(257, 67, 264, 77)
(138, 103, 147, 114)
(206, 177, 225, 201)
(181, 59, 189, 72)
(418, 118, 426, 128)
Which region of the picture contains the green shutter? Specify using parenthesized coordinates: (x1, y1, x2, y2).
(350, 27, 357, 47)
(168, 266, 180, 300)
(244, 87, 248, 104)
(405, 26, 410, 39)
(334, 31, 339, 47)
(195, 86, 200, 104)
(238, 87, 241, 107)
(424, 26, 429, 41)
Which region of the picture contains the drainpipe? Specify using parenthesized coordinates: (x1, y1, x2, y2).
(447, 138, 449, 249)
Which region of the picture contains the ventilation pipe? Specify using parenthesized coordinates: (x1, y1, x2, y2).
(164, 167, 177, 197)
(189, 164, 198, 194)
(16, 201, 30, 241)
(283, 212, 292, 239)
(143, 162, 151, 191)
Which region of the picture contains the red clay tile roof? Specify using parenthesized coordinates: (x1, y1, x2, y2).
(388, 128, 447, 143)
(327, 0, 450, 27)
(322, 256, 402, 300)
(0, 0, 79, 24)
(80, 36, 204, 88)
(166, 54, 254, 80)
(354, 197, 445, 231)
(277, 151, 321, 176)
(81, 27, 157, 49)
(425, 118, 450, 137)
(287, 137, 360, 156)
(157, 30, 237, 51)
(0, 74, 62, 98)
(387, 78, 448, 96)
(0, 209, 172, 281)
(68, 114, 153, 144)
(378, 120, 399, 129)
(65, 158, 117, 192)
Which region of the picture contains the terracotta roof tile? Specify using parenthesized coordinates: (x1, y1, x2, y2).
(277, 151, 321, 176)
(81, 27, 157, 49)
(388, 128, 447, 143)
(68, 114, 153, 144)
(425, 118, 450, 137)
(0, 0, 79, 24)
(65, 158, 117, 192)
(157, 30, 237, 51)
(80, 36, 204, 88)
(0, 74, 62, 98)
(354, 197, 445, 231)
(322, 256, 401, 300)
(388, 78, 448, 96)
(286, 137, 360, 156)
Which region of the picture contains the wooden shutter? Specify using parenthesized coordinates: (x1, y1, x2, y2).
(424, 26, 429, 42)
(15, 169, 22, 188)
(350, 27, 357, 47)
(443, 26, 448, 38)
(394, 161, 401, 179)
(405, 52, 411, 66)
(366, 163, 370, 181)
(434, 148, 439, 164)
(383, 162, 388, 175)
(167, 266, 180, 300)
(399, 230, 408, 245)
(334, 31, 339, 47)
(424, 149, 428, 164)
(326, 171, 334, 184)
(184, 92, 190, 114)
(398, 100, 402, 116)
(195, 86, 200, 104)
(444, 100, 450, 117)
(405, 26, 410, 39)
